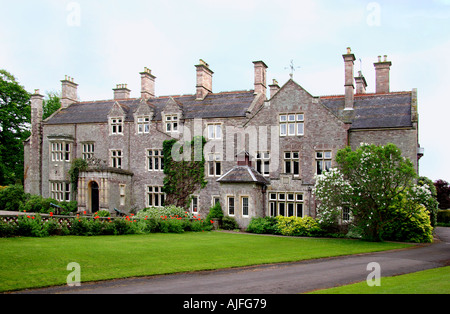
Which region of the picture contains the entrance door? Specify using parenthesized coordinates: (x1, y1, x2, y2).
(90, 181, 99, 212)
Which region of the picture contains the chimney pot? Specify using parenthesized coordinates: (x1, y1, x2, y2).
(269, 78, 280, 98)
(61, 76, 78, 108)
(113, 83, 131, 100)
(374, 55, 392, 94)
(140, 67, 156, 100)
(196, 59, 213, 100)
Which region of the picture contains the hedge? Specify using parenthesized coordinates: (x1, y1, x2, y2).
(0, 214, 213, 238)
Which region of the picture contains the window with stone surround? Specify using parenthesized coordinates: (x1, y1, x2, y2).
(165, 115, 178, 133)
(110, 117, 123, 135)
(279, 113, 304, 136)
(146, 186, 165, 207)
(191, 196, 199, 214)
(147, 149, 164, 171)
(241, 196, 249, 217)
(82, 143, 95, 160)
(227, 196, 235, 216)
(50, 181, 71, 202)
(268, 192, 303, 217)
(110, 149, 123, 169)
(316, 151, 332, 175)
(207, 153, 222, 177)
(51, 142, 71, 162)
(284, 151, 300, 176)
(137, 116, 150, 134)
(207, 123, 222, 140)
(255, 151, 270, 176)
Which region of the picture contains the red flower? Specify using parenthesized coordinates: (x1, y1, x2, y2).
(50, 212, 53, 217)
(210, 220, 214, 224)
(27, 215, 30, 218)
(83, 211, 86, 215)
(32, 217, 35, 220)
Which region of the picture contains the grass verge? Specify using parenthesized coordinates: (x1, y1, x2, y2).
(0, 231, 412, 292)
(308, 266, 450, 294)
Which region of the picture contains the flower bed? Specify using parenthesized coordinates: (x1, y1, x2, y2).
(0, 210, 213, 238)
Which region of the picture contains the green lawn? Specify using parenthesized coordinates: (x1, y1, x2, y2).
(309, 266, 450, 294)
(0, 231, 412, 292)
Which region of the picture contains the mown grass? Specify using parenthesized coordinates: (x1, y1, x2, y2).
(309, 266, 450, 294)
(0, 231, 412, 292)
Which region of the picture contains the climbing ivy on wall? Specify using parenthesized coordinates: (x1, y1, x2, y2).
(162, 136, 207, 208)
(68, 158, 88, 193)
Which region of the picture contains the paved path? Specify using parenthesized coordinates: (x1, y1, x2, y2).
(13, 228, 450, 294)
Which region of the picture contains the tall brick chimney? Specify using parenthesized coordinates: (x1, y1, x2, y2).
(113, 84, 131, 100)
(140, 67, 156, 100)
(354, 71, 368, 94)
(374, 55, 392, 94)
(195, 59, 213, 100)
(61, 76, 78, 108)
(343, 47, 356, 110)
(253, 60, 268, 97)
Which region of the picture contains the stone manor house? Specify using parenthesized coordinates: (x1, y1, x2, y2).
(24, 48, 422, 228)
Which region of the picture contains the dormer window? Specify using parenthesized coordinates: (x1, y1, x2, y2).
(137, 116, 150, 134)
(165, 115, 178, 133)
(110, 117, 123, 135)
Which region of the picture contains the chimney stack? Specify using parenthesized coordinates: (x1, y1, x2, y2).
(342, 47, 356, 110)
(374, 55, 392, 93)
(27, 90, 44, 195)
(354, 71, 368, 94)
(113, 84, 131, 100)
(195, 59, 213, 100)
(253, 61, 268, 97)
(61, 76, 78, 108)
(269, 79, 280, 98)
(140, 67, 156, 100)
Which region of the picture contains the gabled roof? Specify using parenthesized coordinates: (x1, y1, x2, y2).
(320, 91, 413, 129)
(217, 165, 269, 185)
(45, 90, 257, 125)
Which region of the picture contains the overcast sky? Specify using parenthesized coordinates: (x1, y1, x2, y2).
(1, 0, 449, 182)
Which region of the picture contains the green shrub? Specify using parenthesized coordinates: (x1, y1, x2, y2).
(16, 215, 47, 237)
(206, 202, 224, 221)
(0, 185, 27, 212)
(20, 195, 58, 214)
(0, 219, 15, 237)
(383, 195, 433, 243)
(246, 217, 277, 234)
(136, 205, 191, 219)
(275, 216, 322, 237)
(58, 201, 78, 215)
(95, 210, 111, 217)
(221, 216, 239, 230)
(437, 210, 450, 224)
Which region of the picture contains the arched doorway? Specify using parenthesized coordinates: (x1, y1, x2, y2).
(89, 181, 99, 213)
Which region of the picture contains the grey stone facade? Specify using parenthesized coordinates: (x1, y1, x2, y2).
(24, 48, 422, 227)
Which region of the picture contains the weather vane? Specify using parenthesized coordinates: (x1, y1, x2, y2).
(285, 60, 301, 79)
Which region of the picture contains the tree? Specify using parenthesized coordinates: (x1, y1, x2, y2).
(43, 91, 61, 120)
(162, 136, 207, 208)
(314, 143, 432, 242)
(434, 179, 450, 209)
(0, 69, 31, 185)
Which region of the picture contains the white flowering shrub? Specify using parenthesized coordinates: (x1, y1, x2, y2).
(314, 143, 433, 242)
(314, 168, 352, 229)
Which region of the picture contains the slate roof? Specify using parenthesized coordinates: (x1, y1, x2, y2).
(217, 166, 270, 185)
(45, 90, 256, 125)
(320, 91, 413, 129)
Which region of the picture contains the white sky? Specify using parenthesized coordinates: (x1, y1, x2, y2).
(1, 0, 449, 182)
